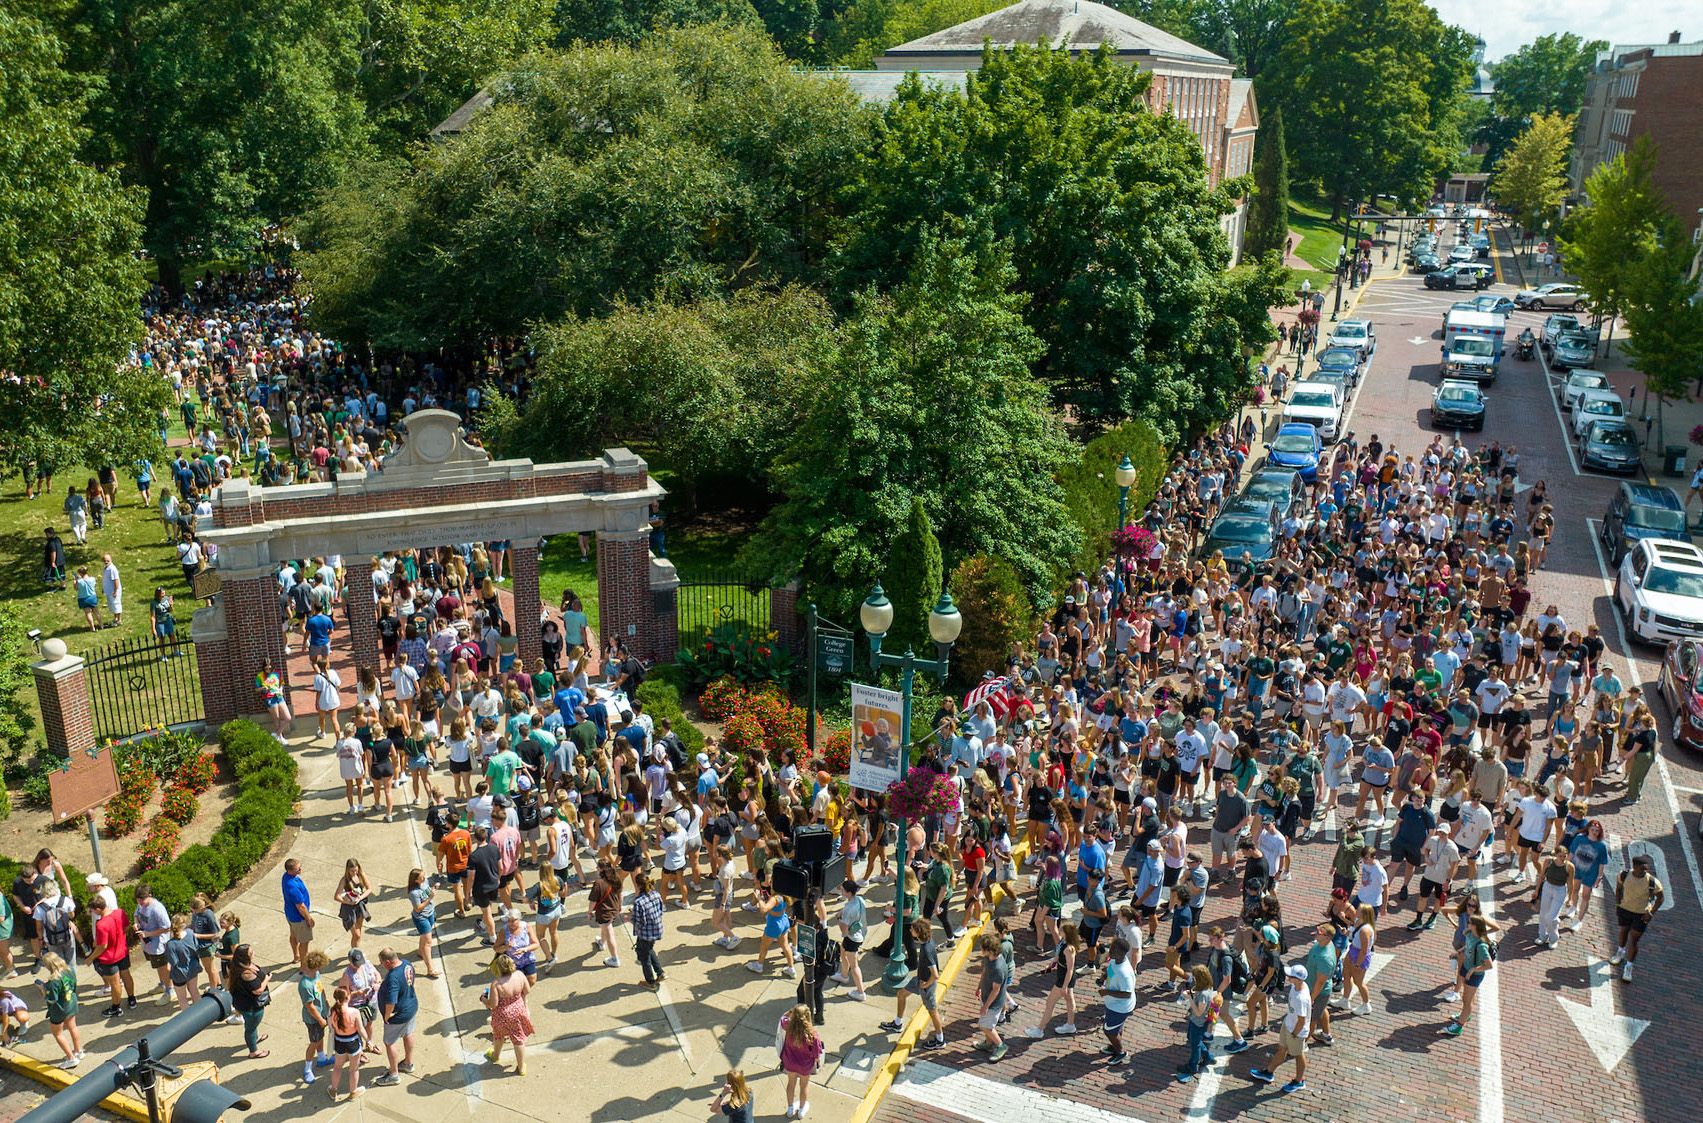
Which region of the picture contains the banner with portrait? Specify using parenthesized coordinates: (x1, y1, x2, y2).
(848, 682, 904, 793)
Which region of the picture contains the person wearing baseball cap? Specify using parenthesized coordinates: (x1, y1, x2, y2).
(1134, 841, 1165, 940)
(1248, 962, 1312, 1092)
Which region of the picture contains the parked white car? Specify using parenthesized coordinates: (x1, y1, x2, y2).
(1572, 388, 1626, 436)
(1281, 382, 1344, 441)
(1559, 369, 1609, 412)
(1326, 319, 1376, 359)
(1617, 539, 1703, 644)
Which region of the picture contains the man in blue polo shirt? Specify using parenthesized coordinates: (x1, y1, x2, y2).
(281, 859, 313, 970)
(1077, 827, 1108, 902)
(372, 947, 418, 1086)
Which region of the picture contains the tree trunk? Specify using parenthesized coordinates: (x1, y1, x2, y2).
(155, 255, 184, 298)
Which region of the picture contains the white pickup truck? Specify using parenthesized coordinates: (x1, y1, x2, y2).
(1281, 381, 1344, 442)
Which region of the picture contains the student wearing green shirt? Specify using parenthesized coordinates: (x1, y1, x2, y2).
(485, 744, 522, 797)
(1303, 923, 1339, 1046)
(38, 952, 81, 1068)
(299, 950, 334, 1084)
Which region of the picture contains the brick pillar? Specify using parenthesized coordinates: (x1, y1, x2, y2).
(511, 544, 542, 667)
(649, 555, 680, 664)
(33, 641, 94, 759)
(348, 558, 380, 673)
(771, 579, 803, 654)
(596, 529, 651, 663)
(192, 601, 236, 725)
(224, 573, 289, 714)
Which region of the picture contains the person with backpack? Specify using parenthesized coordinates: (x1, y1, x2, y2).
(1445, 915, 1496, 1036)
(1176, 964, 1223, 1083)
(1205, 926, 1252, 1055)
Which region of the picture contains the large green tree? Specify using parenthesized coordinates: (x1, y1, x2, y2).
(1266, 0, 1474, 215)
(356, 0, 557, 150)
(483, 286, 837, 487)
(1490, 112, 1574, 230)
(1621, 216, 1703, 407)
(1243, 103, 1289, 261)
(747, 232, 1081, 619)
(300, 25, 870, 350)
(1477, 33, 1605, 168)
(819, 0, 1004, 67)
(1183, 0, 1297, 85)
(835, 42, 1286, 435)
(553, 0, 759, 46)
(0, 2, 166, 473)
(1561, 136, 1667, 347)
(67, 0, 369, 293)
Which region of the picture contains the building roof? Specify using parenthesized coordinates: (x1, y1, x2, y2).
(880, 0, 1228, 66)
(1227, 78, 1257, 130)
(832, 69, 969, 104)
(430, 86, 496, 139)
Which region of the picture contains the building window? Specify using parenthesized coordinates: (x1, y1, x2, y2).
(1612, 108, 1633, 135)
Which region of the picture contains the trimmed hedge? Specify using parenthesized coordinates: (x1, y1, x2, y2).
(118, 719, 300, 916)
(0, 719, 300, 930)
(634, 679, 706, 756)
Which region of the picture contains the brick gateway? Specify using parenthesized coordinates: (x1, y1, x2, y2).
(190, 410, 675, 722)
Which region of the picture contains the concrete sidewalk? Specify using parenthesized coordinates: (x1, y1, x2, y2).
(2, 723, 907, 1123)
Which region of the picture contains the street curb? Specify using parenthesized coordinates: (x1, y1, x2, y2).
(847, 836, 1032, 1123)
(0, 1047, 150, 1122)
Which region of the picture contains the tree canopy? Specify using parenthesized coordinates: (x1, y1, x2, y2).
(834, 43, 1285, 436)
(1620, 216, 1703, 405)
(483, 285, 837, 487)
(1243, 103, 1289, 261)
(1561, 136, 1668, 327)
(1490, 112, 1574, 230)
(65, 0, 369, 293)
(746, 232, 1081, 619)
(1265, 0, 1474, 214)
(356, 0, 558, 151)
(1477, 33, 1605, 168)
(300, 25, 871, 350)
(0, 1, 166, 472)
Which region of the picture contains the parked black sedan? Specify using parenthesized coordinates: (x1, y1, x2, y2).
(1431, 380, 1486, 429)
(1412, 253, 1444, 273)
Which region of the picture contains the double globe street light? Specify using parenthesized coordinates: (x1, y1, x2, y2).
(858, 584, 962, 990)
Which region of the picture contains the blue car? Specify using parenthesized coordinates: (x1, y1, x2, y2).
(1267, 423, 1322, 481)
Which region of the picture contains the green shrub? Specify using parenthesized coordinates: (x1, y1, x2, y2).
(635, 679, 705, 755)
(233, 745, 293, 780)
(173, 845, 229, 899)
(947, 555, 1031, 690)
(135, 866, 195, 914)
(242, 766, 299, 798)
(1053, 419, 1167, 599)
(0, 781, 10, 821)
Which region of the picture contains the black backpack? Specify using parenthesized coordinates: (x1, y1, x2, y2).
(1211, 947, 1251, 997)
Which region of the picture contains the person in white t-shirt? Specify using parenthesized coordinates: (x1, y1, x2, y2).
(1510, 782, 1557, 885)
(1355, 850, 1389, 917)
(312, 665, 342, 737)
(1247, 963, 1312, 1090)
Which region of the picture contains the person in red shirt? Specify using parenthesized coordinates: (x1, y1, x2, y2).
(90, 897, 137, 1018)
(960, 832, 988, 929)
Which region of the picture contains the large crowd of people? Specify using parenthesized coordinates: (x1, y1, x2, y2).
(0, 263, 1671, 1114)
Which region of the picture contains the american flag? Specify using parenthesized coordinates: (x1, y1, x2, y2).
(964, 674, 1017, 718)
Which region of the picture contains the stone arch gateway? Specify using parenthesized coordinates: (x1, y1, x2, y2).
(189, 410, 676, 722)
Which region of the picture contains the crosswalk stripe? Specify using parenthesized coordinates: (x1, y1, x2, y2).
(893, 1060, 1152, 1123)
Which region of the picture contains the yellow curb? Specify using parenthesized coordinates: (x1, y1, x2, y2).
(0, 1046, 152, 1122)
(848, 837, 1033, 1123)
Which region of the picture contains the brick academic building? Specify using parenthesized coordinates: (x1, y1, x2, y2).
(1571, 33, 1703, 251)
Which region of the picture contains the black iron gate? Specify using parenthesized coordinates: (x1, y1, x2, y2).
(84, 636, 203, 740)
(675, 573, 775, 650)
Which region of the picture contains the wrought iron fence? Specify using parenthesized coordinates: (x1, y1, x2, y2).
(675, 573, 774, 652)
(84, 635, 202, 741)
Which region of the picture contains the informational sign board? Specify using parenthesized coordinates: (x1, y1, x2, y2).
(817, 633, 854, 676)
(798, 924, 817, 963)
(48, 746, 119, 824)
(192, 570, 222, 601)
(848, 682, 904, 793)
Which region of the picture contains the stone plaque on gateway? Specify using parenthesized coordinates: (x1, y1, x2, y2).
(49, 747, 120, 824)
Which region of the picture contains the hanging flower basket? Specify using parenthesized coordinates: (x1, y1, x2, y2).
(885, 768, 959, 821)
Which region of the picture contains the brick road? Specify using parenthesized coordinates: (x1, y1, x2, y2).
(868, 225, 1703, 1123)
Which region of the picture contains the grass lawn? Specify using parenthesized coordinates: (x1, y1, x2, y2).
(1287, 196, 1361, 273)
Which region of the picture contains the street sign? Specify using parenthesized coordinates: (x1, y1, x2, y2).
(817, 633, 854, 676)
(798, 924, 817, 962)
(48, 746, 119, 824)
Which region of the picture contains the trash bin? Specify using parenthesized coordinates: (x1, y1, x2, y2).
(1664, 445, 1687, 476)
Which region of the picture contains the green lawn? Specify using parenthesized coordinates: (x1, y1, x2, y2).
(537, 525, 754, 652)
(1287, 196, 1361, 273)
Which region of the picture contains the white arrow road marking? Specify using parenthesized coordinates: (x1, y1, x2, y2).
(1599, 833, 1671, 910)
(1364, 950, 1395, 986)
(1558, 956, 1650, 1073)
(1409, 336, 1430, 345)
